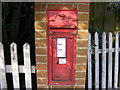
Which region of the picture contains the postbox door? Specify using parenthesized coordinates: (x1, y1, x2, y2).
(48, 32, 76, 85)
(52, 38, 72, 81)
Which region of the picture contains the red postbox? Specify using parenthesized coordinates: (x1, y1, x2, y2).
(47, 10, 77, 85)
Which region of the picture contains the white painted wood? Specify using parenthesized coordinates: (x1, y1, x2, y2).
(23, 43, 32, 88)
(108, 32, 113, 88)
(114, 32, 119, 88)
(88, 33, 92, 88)
(5, 65, 35, 73)
(10, 43, 20, 89)
(0, 43, 7, 89)
(94, 32, 99, 88)
(91, 48, 115, 54)
(101, 32, 106, 88)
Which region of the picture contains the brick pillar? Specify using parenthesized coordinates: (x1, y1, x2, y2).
(35, 2, 90, 89)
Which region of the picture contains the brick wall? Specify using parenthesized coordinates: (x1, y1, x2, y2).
(35, 2, 90, 89)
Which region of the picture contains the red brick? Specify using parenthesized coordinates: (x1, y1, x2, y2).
(75, 79, 86, 85)
(37, 79, 47, 84)
(76, 57, 87, 63)
(77, 31, 88, 39)
(35, 3, 46, 11)
(36, 48, 47, 54)
(76, 49, 88, 55)
(35, 22, 46, 30)
(77, 40, 88, 47)
(37, 86, 48, 90)
(75, 72, 86, 78)
(36, 64, 47, 70)
(78, 13, 89, 21)
(35, 31, 46, 38)
(48, 4, 73, 10)
(78, 22, 89, 30)
(76, 65, 86, 71)
(35, 39, 46, 47)
(37, 71, 47, 78)
(35, 13, 46, 21)
(75, 85, 85, 88)
(36, 56, 47, 62)
(75, 4, 90, 12)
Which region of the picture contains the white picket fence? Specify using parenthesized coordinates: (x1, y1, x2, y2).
(88, 32, 120, 88)
(0, 42, 35, 89)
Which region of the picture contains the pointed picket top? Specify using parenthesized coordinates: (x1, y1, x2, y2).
(11, 42, 16, 46)
(23, 43, 30, 49)
(102, 32, 106, 36)
(95, 32, 98, 36)
(109, 32, 112, 38)
(10, 42, 17, 52)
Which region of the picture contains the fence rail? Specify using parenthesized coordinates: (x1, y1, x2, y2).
(1, 32, 120, 89)
(88, 32, 120, 88)
(0, 42, 35, 89)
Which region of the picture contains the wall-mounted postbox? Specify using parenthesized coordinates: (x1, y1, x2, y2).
(47, 10, 77, 85)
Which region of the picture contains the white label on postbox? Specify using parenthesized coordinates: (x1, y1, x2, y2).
(57, 38, 66, 57)
(59, 58, 66, 64)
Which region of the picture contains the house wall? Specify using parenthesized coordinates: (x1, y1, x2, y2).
(34, 2, 90, 89)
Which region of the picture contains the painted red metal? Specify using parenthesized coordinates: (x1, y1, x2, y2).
(47, 10, 77, 29)
(47, 10, 77, 85)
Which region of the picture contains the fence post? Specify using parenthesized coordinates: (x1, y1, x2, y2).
(101, 32, 106, 88)
(10, 42, 20, 89)
(114, 32, 119, 88)
(0, 42, 7, 89)
(23, 43, 32, 89)
(88, 33, 92, 88)
(108, 32, 113, 88)
(95, 32, 99, 88)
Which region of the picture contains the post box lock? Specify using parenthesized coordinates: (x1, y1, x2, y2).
(56, 61, 59, 64)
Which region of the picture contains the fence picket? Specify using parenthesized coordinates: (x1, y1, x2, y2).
(95, 32, 99, 88)
(114, 33, 119, 88)
(108, 33, 113, 88)
(23, 43, 32, 89)
(88, 33, 92, 88)
(0, 43, 7, 89)
(101, 32, 106, 88)
(10, 43, 20, 89)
